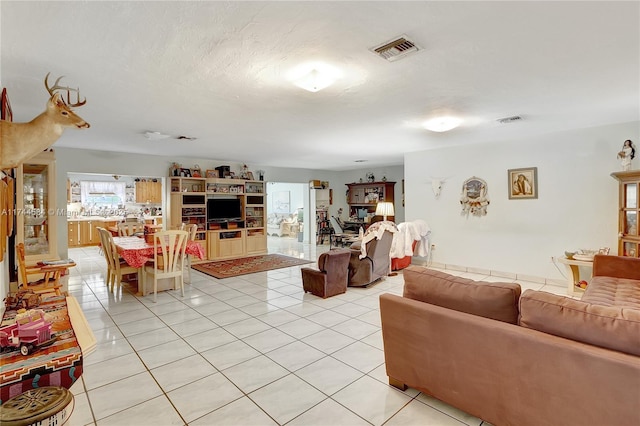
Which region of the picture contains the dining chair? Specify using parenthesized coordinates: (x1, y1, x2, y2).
(117, 222, 144, 236)
(143, 230, 188, 302)
(98, 227, 138, 292)
(17, 243, 73, 296)
(183, 224, 198, 283)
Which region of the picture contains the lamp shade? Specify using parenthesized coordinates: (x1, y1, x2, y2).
(375, 202, 395, 220)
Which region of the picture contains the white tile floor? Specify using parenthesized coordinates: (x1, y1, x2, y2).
(64, 237, 568, 425)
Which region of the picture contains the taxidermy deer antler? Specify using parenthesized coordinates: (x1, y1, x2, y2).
(0, 72, 90, 169)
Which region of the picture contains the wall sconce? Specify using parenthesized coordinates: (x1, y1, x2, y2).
(375, 201, 395, 221)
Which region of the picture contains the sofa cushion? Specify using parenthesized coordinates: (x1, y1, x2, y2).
(519, 290, 640, 356)
(402, 266, 521, 324)
(581, 276, 640, 309)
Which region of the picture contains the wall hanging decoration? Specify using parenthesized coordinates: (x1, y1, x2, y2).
(460, 176, 489, 217)
(1, 73, 90, 170)
(508, 167, 538, 199)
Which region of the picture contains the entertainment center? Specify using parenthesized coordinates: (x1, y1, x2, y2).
(169, 177, 266, 261)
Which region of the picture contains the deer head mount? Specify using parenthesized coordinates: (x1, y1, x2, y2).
(0, 73, 90, 170)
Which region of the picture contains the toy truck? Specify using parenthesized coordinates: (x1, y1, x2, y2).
(0, 309, 55, 355)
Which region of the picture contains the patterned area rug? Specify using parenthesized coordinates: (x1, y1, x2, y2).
(192, 254, 313, 279)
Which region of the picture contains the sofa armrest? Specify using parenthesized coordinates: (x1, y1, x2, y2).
(593, 255, 640, 280)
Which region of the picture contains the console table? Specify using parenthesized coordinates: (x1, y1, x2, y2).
(556, 256, 593, 296)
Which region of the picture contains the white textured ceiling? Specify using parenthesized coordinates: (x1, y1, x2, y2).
(1, 1, 638, 171)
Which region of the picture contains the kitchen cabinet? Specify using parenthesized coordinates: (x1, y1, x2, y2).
(68, 220, 80, 247)
(136, 181, 162, 204)
(67, 219, 113, 247)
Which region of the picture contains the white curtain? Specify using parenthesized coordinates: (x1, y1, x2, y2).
(80, 181, 126, 205)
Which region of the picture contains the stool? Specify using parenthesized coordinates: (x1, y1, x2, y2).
(301, 249, 351, 298)
(0, 386, 74, 426)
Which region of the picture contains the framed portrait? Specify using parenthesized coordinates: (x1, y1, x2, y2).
(206, 169, 218, 178)
(508, 167, 538, 199)
(180, 168, 192, 178)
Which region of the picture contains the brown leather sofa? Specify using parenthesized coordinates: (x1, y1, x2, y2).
(380, 258, 640, 426)
(301, 249, 350, 298)
(348, 230, 393, 287)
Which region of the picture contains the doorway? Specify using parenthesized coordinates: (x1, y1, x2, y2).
(266, 182, 308, 243)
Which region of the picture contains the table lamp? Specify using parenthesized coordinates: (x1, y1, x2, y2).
(375, 201, 395, 221)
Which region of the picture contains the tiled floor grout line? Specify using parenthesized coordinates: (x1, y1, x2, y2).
(68, 243, 491, 425)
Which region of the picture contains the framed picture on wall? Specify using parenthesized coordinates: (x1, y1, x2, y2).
(508, 167, 538, 199)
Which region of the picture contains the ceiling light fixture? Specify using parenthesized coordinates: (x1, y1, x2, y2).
(294, 69, 336, 92)
(144, 131, 170, 140)
(290, 62, 341, 93)
(422, 116, 462, 132)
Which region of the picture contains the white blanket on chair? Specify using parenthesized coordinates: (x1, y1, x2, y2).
(390, 220, 431, 259)
(359, 221, 398, 259)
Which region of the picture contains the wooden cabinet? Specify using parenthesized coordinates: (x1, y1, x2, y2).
(345, 181, 396, 218)
(136, 181, 162, 204)
(208, 230, 246, 259)
(612, 170, 640, 257)
(243, 181, 267, 255)
(170, 177, 267, 261)
(67, 219, 111, 247)
(79, 221, 92, 245)
(68, 220, 80, 247)
(169, 177, 207, 245)
(16, 151, 58, 261)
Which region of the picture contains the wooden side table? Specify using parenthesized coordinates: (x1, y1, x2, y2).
(556, 257, 593, 296)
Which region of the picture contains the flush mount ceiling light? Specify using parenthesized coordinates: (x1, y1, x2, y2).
(290, 63, 341, 93)
(144, 131, 170, 140)
(422, 116, 462, 132)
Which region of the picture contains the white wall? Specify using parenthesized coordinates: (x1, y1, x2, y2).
(404, 121, 639, 281)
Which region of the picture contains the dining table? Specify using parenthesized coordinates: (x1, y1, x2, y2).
(112, 236, 205, 295)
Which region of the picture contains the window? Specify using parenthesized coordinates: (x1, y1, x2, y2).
(80, 181, 126, 207)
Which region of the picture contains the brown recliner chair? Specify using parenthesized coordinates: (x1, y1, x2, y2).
(348, 230, 394, 287)
(301, 249, 351, 298)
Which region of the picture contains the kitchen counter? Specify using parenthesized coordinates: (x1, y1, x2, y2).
(67, 215, 162, 222)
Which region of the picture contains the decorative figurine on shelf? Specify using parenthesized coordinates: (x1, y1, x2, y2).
(617, 139, 636, 171)
(240, 164, 250, 179)
(256, 170, 265, 181)
(192, 165, 202, 178)
(170, 162, 181, 176)
(366, 173, 375, 183)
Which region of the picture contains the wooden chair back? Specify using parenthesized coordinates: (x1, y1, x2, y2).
(152, 230, 188, 276)
(118, 222, 144, 236)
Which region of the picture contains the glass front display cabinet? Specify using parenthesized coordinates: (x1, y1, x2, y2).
(612, 170, 640, 257)
(16, 151, 58, 261)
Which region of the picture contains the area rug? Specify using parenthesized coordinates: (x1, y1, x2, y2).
(192, 254, 313, 279)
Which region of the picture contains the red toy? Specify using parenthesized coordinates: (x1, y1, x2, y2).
(0, 309, 55, 355)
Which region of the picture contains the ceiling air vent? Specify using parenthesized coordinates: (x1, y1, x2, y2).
(370, 36, 420, 62)
(497, 115, 523, 124)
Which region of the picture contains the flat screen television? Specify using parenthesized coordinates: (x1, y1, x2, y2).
(207, 198, 242, 221)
